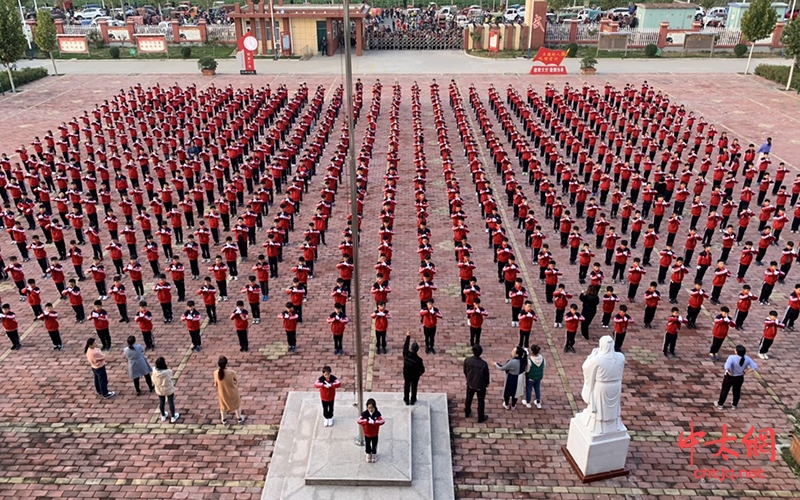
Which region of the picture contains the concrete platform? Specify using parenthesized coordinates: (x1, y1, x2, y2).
(262, 391, 455, 500)
(305, 399, 412, 486)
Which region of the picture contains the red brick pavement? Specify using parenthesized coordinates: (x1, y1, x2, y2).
(0, 73, 798, 499)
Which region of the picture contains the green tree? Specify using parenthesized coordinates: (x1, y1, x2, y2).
(781, 17, 800, 90)
(740, 0, 778, 74)
(33, 8, 58, 76)
(0, 0, 27, 92)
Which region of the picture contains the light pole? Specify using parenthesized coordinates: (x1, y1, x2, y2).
(342, 0, 365, 446)
(270, 0, 278, 60)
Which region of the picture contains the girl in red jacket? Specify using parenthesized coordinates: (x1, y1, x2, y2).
(357, 398, 385, 463)
(314, 366, 342, 427)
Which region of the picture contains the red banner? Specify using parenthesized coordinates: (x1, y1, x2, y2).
(532, 47, 568, 66)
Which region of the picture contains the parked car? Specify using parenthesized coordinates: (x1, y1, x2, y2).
(703, 6, 727, 25)
(578, 8, 604, 22)
(607, 7, 631, 18)
(75, 7, 105, 20)
(456, 14, 469, 27)
(91, 16, 125, 26)
(785, 8, 799, 20)
(503, 7, 519, 22)
(405, 7, 421, 17)
(694, 6, 705, 21)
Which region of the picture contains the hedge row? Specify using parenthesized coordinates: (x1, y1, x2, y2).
(754, 63, 800, 89)
(0, 67, 49, 92)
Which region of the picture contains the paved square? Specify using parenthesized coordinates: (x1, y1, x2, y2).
(0, 65, 799, 500)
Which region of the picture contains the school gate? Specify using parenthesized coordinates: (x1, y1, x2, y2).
(364, 28, 464, 50)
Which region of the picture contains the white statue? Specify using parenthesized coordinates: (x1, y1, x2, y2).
(576, 335, 627, 435)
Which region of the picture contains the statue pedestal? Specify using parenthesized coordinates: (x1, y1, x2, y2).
(562, 417, 630, 483)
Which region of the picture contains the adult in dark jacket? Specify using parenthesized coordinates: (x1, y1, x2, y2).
(579, 285, 600, 340)
(463, 344, 490, 422)
(403, 331, 425, 405)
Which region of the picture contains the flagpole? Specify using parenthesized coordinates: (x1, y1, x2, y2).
(342, 0, 365, 447)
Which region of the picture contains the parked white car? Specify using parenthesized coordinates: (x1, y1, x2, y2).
(703, 6, 727, 25)
(75, 7, 105, 20)
(90, 16, 124, 27)
(608, 7, 631, 18)
(504, 7, 522, 21)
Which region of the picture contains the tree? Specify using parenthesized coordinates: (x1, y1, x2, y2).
(0, 0, 27, 92)
(34, 9, 58, 76)
(741, 0, 778, 75)
(782, 17, 800, 90)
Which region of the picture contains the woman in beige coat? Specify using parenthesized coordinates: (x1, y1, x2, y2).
(153, 357, 180, 423)
(213, 356, 245, 425)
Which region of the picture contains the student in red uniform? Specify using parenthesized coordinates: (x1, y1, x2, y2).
(153, 275, 173, 323)
(734, 284, 758, 330)
(327, 303, 348, 355)
(88, 257, 108, 300)
(230, 301, 250, 352)
(357, 398, 385, 463)
(758, 310, 784, 359)
(198, 277, 218, 324)
(286, 278, 306, 323)
(47, 256, 66, 297)
(564, 304, 584, 353)
(0, 303, 21, 350)
(686, 281, 709, 328)
(552, 283, 572, 328)
(643, 282, 661, 328)
(252, 254, 270, 301)
(420, 298, 443, 354)
(518, 300, 538, 348)
(134, 301, 156, 350)
(709, 307, 735, 361)
(243, 276, 261, 324)
(465, 298, 487, 347)
(38, 302, 62, 350)
(209, 256, 229, 301)
(663, 307, 687, 357)
(613, 305, 634, 352)
(601, 286, 620, 328)
(279, 302, 299, 352)
(181, 300, 202, 351)
(91, 300, 112, 351)
(314, 366, 342, 427)
(22, 278, 43, 318)
(63, 278, 85, 323)
(371, 301, 392, 354)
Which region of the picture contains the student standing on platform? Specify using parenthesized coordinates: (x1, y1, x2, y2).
(314, 366, 342, 427)
(357, 398, 385, 463)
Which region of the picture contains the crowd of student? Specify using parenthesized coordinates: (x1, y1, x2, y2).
(0, 75, 796, 424)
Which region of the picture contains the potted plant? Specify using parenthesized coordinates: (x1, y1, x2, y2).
(580, 55, 597, 75)
(197, 56, 218, 76)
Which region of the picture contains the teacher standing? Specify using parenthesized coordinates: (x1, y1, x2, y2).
(579, 285, 600, 340)
(716, 345, 758, 411)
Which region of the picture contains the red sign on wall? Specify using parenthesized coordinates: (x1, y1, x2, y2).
(237, 32, 257, 75)
(488, 29, 500, 53)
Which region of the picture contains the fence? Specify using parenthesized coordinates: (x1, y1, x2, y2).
(620, 27, 660, 47)
(576, 24, 600, 43)
(134, 24, 173, 42)
(365, 29, 463, 50)
(63, 25, 97, 35)
(700, 27, 742, 47)
(545, 23, 571, 44)
(206, 24, 237, 42)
